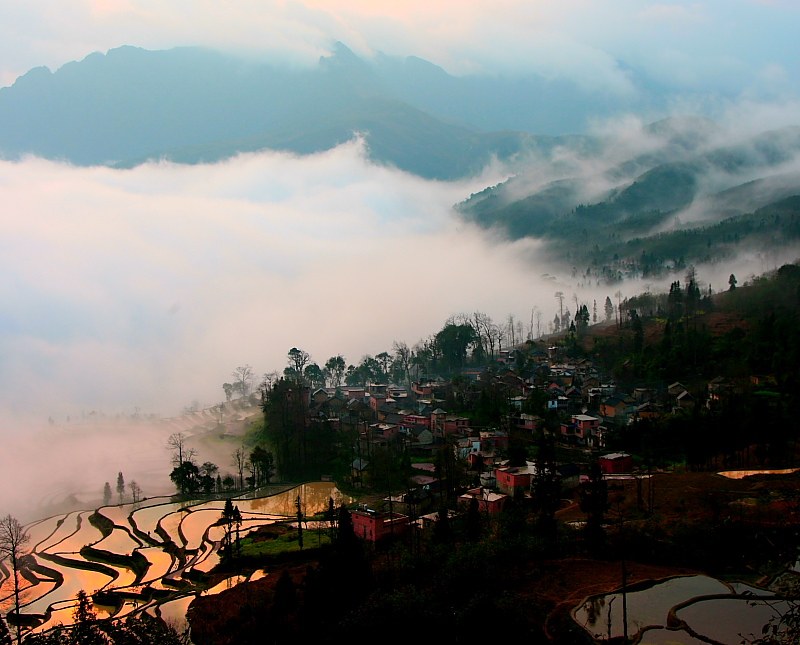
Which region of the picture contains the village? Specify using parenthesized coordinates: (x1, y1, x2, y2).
(289, 341, 748, 544)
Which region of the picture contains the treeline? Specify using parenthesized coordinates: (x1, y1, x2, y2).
(593, 263, 800, 469)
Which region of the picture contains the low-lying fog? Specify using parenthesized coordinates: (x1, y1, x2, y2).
(0, 135, 789, 521)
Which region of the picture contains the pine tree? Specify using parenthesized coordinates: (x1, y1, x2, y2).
(0, 613, 11, 645)
(102, 482, 112, 506)
(116, 472, 125, 503)
(466, 496, 482, 542)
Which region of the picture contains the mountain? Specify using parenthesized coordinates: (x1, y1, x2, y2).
(457, 117, 800, 273)
(0, 43, 605, 179)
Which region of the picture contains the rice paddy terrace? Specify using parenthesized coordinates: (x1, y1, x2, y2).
(0, 482, 347, 638)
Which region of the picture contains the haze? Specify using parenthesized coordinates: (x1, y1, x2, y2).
(1, 0, 800, 521)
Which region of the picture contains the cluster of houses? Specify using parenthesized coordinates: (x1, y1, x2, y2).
(298, 348, 752, 543)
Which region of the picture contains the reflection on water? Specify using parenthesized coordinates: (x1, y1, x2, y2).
(24, 516, 66, 553)
(718, 469, 799, 479)
(35, 511, 82, 553)
(158, 510, 189, 547)
(676, 597, 792, 644)
(23, 560, 112, 616)
(203, 575, 248, 595)
(138, 547, 174, 583)
(638, 626, 711, 644)
(238, 482, 351, 515)
(130, 502, 187, 538)
(52, 512, 103, 554)
(17, 481, 347, 638)
(156, 594, 195, 632)
(92, 528, 142, 555)
(575, 576, 730, 641)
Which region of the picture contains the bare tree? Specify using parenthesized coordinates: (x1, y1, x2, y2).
(0, 515, 29, 644)
(129, 481, 143, 505)
(232, 447, 248, 489)
(287, 348, 311, 375)
(231, 365, 255, 397)
(392, 341, 412, 385)
(555, 291, 565, 323)
(167, 432, 196, 468)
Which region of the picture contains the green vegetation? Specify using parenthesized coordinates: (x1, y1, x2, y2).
(238, 529, 330, 558)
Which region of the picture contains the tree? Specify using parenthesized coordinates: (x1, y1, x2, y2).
(128, 480, 143, 505)
(72, 590, 104, 645)
(303, 363, 325, 389)
(555, 291, 565, 325)
(102, 482, 112, 506)
(375, 351, 393, 382)
(222, 382, 234, 401)
(605, 296, 614, 321)
(167, 433, 196, 470)
(465, 496, 482, 542)
(0, 514, 30, 645)
(249, 447, 275, 487)
(170, 461, 200, 495)
(231, 364, 255, 397)
(295, 495, 304, 550)
(323, 355, 346, 388)
(579, 461, 608, 554)
(116, 472, 125, 504)
(286, 348, 311, 382)
(0, 614, 11, 645)
(392, 341, 412, 384)
(198, 462, 219, 494)
(272, 569, 298, 617)
(232, 447, 248, 489)
(220, 499, 242, 558)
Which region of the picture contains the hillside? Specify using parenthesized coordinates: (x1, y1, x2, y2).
(458, 119, 800, 275)
(0, 44, 596, 180)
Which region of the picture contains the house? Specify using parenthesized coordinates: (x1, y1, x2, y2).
(675, 390, 695, 410)
(458, 487, 508, 514)
(369, 394, 387, 412)
(455, 437, 481, 460)
(480, 430, 508, 450)
(601, 395, 634, 419)
(369, 423, 399, 442)
(351, 458, 369, 485)
(339, 386, 367, 401)
(599, 453, 633, 474)
(430, 408, 448, 438)
(560, 414, 601, 446)
(668, 382, 689, 397)
(630, 402, 661, 422)
(406, 424, 434, 446)
(412, 381, 435, 397)
(351, 509, 410, 541)
(467, 450, 497, 470)
(495, 463, 536, 496)
(444, 415, 470, 434)
(516, 414, 538, 432)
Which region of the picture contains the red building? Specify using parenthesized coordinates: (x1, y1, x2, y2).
(403, 414, 430, 428)
(351, 509, 410, 541)
(458, 487, 508, 514)
(599, 453, 634, 474)
(494, 464, 535, 496)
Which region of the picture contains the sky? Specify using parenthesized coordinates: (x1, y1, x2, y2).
(1, 0, 800, 516)
(0, 0, 799, 101)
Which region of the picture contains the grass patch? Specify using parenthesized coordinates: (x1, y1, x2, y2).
(239, 529, 331, 558)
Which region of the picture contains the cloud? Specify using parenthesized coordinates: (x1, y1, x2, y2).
(1, 0, 798, 103)
(0, 142, 545, 419)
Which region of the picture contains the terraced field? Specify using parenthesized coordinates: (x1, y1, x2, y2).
(0, 482, 348, 638)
